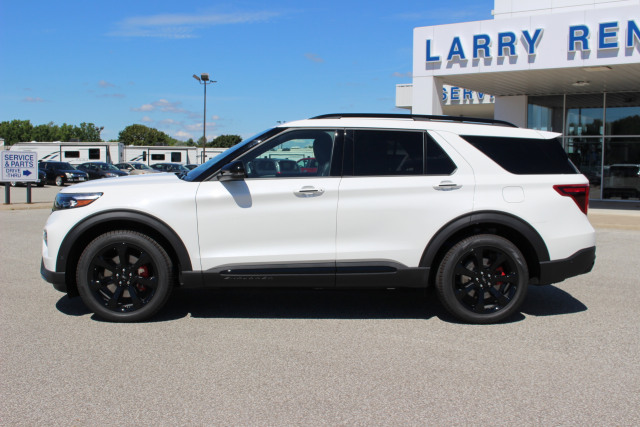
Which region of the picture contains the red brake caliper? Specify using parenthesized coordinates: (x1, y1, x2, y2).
(495, 266, 506, 287)
(136, 265, 150, 291)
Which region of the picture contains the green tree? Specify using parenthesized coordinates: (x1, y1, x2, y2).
(118, 124, 172, 146)
(210, 134, 242, 148)
(56, 123, 75, 142)
(31, 122, 59, 142)
(74, 122, 103, 142)
(0, 119, 34, 145)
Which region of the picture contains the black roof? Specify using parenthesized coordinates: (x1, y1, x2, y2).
(310, 113, 517, 127)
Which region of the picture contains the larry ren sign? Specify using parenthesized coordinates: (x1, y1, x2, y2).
(414, 6, 640, 76)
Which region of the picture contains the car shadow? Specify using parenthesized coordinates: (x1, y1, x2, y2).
(157, 288, 443, 322)
(55, 284, 587, 323)
(520, 285, 588, 317)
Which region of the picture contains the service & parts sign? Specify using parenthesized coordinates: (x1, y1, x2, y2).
(1, 151, 37, 182)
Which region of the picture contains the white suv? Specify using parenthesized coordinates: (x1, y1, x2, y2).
(41, 114, 596, 324)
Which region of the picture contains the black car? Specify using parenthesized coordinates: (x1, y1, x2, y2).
(76, 162, 129, 180)
(39, 161, 89, 186)
(150, 163, 190, 174)
(9, 167, 47, 187)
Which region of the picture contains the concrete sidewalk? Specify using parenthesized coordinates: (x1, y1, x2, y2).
(2, 183, 639, 230)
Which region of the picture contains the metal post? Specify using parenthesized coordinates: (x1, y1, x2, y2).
(26, 182, 32, 204)
(193, 73, 217, 165)
(4, 182, 9, 205)
(203, 82, 207, 164)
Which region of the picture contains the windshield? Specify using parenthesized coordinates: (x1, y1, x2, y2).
(133, 163, 152, 170)
(58, 162, 75, 169)
(93, 163, 120, 171)
(184, 127, 282, 182)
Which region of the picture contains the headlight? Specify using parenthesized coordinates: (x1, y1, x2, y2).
(53, 193, 103, 211)
(65, 172, 72, 178)
(105, 173, 118, 177)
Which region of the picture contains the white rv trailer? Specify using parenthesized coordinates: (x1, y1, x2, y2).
(122, 146, 199, 165)
(9, 141, 124, 164)
(196, 147, 226, 164)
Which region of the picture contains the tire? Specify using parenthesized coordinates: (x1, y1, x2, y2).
(436, 234, 529, 324)
(55, 176, 65, 187)
(76, 230, 174, 322)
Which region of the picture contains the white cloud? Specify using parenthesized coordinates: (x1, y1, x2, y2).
(98, 93, 126, 99)
(98, 80, 116, 88)
(141, 116, 154, 123)
(132, 103, 155, 112)
(304, 53, 324, 63)
(174, 130, 193, 139)
(108, 11, 281, 38)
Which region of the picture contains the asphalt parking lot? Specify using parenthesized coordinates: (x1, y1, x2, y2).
(1, 185, 639, 425)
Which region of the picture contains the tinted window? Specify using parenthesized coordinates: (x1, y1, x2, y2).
(89, 148, 100, 160)
(353, 130, 423, 176)
(426, 136, 456, 175)
(171, 152, 182, 162)
(65, 151, 80, 158)
(461, 135, 578, 175)
(151, 154, 165, 161)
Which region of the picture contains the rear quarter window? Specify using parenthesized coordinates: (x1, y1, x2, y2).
(461, 135, 578, 175)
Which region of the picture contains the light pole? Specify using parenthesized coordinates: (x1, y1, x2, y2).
(192, 73, 217, 163)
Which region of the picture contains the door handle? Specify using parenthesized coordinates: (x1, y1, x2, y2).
(294, 186, 325, 197)
(434, 180, 462, 191)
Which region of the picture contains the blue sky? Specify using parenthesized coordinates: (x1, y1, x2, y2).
(0, 0, 493, 141)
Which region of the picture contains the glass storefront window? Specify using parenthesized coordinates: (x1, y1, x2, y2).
(603, 137, 640, 201)
(605, 93, 640, 136)
(527, 95, 563, 132)
(566, 94, 604, 136)
(566, 137, 602, 199)
(527, 92, 640, 202)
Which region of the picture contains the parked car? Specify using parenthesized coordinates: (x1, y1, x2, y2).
(297, 157, 318, 174)
(150, 163, 190, 174)
(603, 164, 640, 198)
(247, 158, 300, 177)
(9, 167, 47, 187)
(114, 162, 158, 175)
(39, 161, 89, 186)
(76, 162, 129, 180)
(41, 113, 595, 324)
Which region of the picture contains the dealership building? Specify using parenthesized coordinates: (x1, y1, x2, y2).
(396, 0, 640, 204)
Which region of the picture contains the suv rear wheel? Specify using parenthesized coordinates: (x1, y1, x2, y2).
(76, 230, 173, 322)
(436, 234, 528, 324)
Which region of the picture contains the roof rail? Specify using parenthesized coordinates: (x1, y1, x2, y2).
(310, 113, 517, 128)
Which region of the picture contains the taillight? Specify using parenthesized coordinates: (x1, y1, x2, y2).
(553, 184, 589, 215)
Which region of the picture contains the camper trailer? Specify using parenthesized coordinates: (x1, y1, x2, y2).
(122, 146, 198, 165)
(9, 141, 124, 165)
(196, 147, 226, 164)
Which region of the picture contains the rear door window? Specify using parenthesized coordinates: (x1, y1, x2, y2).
(461, 135, 578, 174)
(351, 130, 424, 176)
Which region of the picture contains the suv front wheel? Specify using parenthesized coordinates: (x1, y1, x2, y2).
(76, 230, 173, 322)
(436, 235, 529, 324)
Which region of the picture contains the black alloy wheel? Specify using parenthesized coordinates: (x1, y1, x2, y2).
(76, 230, 173, 322)
(436, 234, 529, 324)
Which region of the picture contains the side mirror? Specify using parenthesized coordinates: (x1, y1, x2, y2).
(217, 161, 246, 182)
